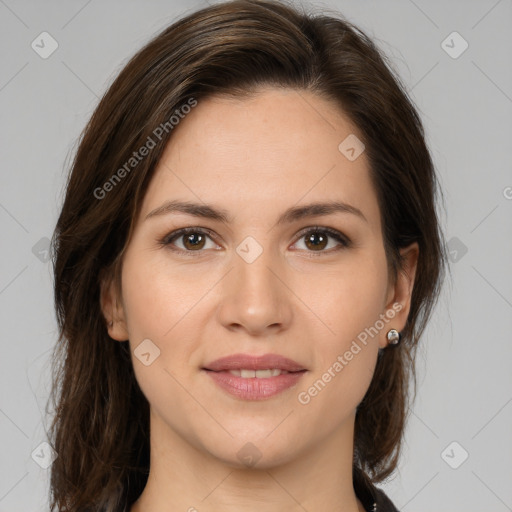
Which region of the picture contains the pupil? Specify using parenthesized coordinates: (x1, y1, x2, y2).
(185, 233, 204, 249)
(307, 232, 327, 250)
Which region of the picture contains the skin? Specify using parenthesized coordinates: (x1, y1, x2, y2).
(101, 87, 418, 512)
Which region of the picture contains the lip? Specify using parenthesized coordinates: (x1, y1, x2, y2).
(203, 353, 306, 372)
(202, 353, 307, 401)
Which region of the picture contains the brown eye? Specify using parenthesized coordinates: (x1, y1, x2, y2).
(304, 231, 328, 251)
(162, 228, 218, 254)
(161, 226, 350, 257)
(293, 227, 350, 254)
(181, 232, 206, 250)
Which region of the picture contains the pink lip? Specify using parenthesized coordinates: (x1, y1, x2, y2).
(203, 353, 306, 372)
(202, 353, 307, 401)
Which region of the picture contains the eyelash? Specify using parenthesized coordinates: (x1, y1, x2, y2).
(159, 226, 351, 257)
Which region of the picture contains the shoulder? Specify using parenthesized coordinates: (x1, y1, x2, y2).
(353, 467, 400, 512)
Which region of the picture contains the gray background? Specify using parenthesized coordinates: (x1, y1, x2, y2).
(1, 0, 511, 510)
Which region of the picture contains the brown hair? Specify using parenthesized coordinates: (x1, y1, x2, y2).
(48, 0, 448, 510)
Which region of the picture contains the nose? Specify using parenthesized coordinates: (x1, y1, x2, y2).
(216, 243, 293, 336)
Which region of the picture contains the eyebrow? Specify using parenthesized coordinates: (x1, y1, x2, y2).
(145, 199, 368, 225)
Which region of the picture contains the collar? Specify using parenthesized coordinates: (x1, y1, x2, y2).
(353, 467, 400, 512)
(353, 467, 378, 512)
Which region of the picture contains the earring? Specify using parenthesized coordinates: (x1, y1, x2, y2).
(108, 320, 113, 327)
(387, 329, 401, 345)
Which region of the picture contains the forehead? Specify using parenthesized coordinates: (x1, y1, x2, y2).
(139, 87, 381, 235)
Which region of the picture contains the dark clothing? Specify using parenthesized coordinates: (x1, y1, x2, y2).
(354, 467, 400, 512)
(120, 467, 400, 512)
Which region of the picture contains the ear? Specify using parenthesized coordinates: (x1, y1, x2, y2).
(380, 242, 419, 349)
(99, 271, 129, 342)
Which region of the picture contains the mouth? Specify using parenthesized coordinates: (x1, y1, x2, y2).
(219, 368, 298, 378)
(202, 353, 307, 400)
(203, 353, 307, 372)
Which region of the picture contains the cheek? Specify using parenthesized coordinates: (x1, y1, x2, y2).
(120, 249, 224, 386)
(120, 250, 202, 340)
(296, 260, 386, 423)
(120, 256, 200, 413)
(298, 250, 387, 406)
(311, 250, 389, 346)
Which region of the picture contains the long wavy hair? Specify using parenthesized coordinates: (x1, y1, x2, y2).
(47, 0, 448, 510)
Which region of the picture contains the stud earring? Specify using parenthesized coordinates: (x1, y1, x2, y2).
(387, 329, 401, 345)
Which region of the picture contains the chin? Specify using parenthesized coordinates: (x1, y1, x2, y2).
(200, 432, 304, 471)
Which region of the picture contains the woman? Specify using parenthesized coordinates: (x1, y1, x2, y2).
(48, 1, 448, 511)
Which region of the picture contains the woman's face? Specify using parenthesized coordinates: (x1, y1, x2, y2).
(103, 87, 418, 468)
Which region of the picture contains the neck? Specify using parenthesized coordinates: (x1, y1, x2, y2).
(131, 409, 365, 512)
